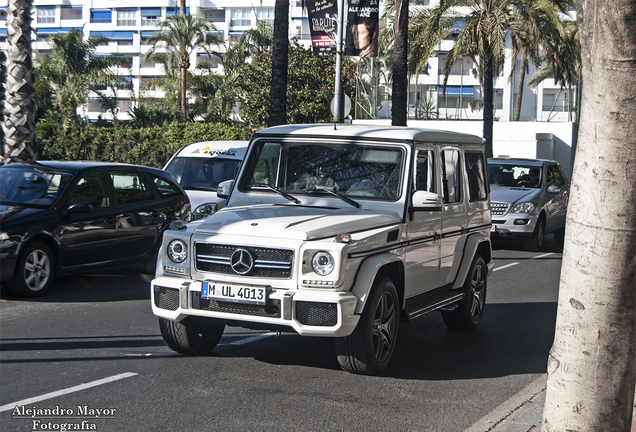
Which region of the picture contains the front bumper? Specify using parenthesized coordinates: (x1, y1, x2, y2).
(490, 213, 538, 238)
(151, 276, 361, 337)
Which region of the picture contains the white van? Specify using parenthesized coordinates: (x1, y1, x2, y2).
(163, 141, 248, 219)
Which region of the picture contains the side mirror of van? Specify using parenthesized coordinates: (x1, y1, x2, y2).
(411, 190, 443, 211)
(217, 180, 235, 199)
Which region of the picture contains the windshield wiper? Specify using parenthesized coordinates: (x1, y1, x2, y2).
(317, 188, 360, 208)
(247, 184, 301, 204)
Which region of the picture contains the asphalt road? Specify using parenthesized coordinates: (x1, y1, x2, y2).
(0, 236, 563, 432)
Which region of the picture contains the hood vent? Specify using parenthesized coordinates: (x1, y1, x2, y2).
(387, 229, 399, 243)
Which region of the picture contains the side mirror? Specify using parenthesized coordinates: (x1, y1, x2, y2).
(411, 190, 443, 211)
(67, 202, 94, 213)
(217, 179, 235, 199)
(547, 185, 561, 194)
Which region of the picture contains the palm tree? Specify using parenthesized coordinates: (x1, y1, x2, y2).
(268, 0, 290, 127)
(36, 29, 128, 131)
(146, 14, 223, 122)
(223, 20, 274, 75)
(2, 0, 36, 164)
(508, 0, 571, 121)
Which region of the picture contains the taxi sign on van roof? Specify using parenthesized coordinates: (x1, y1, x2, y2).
(179, 141, 248, 160)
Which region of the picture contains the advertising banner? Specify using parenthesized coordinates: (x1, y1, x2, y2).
(306, 0, 339, 56)
(344, 0, 380, 57)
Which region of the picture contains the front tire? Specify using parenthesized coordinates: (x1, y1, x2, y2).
(524, 216, 545, 252)
(442, 255, 487, 330)
(11, 242, 55, 297)
(336, 277, 399, 375)
(159, 316, 225, 355)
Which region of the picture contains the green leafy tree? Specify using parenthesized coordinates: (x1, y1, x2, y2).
(36, 29, 128, 131)
(146, 14, 223, 122)
(235, 41, 356, 127)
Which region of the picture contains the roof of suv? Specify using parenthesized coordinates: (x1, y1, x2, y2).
(253, 124, 484, 145)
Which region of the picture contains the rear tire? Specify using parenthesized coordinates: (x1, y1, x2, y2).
(442, 255, 487, 330)
(11, 242, 55, 297)
(159, 316, 225, 355)
(336, 277, 399, 375)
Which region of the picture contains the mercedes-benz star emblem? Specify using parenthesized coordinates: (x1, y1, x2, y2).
(230, 249, 254, 275)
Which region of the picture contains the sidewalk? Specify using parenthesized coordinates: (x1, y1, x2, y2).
(464, 375, 636, 432)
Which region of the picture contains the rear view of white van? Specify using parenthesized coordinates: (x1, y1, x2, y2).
(163, 141, 249, 219)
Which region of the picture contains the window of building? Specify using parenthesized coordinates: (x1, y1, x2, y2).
(141, 8, 160, 26)
(61, 6, 82, 20)
(117, 9, 136, 27)
(543, 92, 556, 111)
(205, 10, 225, 23)
(88, 99, 103, 111)
(256, 8, 274, 26)
(90, 9, 112, 24)
(37, 7, 56, 24)
(494, 89, 503, 110)
(0, 10, 6, 22)
(231, 9, 251, 26)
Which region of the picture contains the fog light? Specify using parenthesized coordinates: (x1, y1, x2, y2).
(514, 219, 530, 225)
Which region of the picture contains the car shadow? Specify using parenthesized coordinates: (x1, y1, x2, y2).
(492, 232, 564, 253)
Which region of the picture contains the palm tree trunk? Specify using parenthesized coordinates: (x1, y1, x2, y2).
(2, 0, 36, 164)
(514, 54, 527, 122)
(391, 0, 409, 127)
(482, 51, 494, 158)
(541, 1, 636, 430)
(180, 63, 187, 122)
(268, 0, 289, 127)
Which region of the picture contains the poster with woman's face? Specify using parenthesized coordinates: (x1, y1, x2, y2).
(345, 0, 380, 57)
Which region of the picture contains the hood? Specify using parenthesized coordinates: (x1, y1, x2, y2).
(194, 204, 401, 240)
(0, 204, 42, 223)
(490, 186, 540, 204)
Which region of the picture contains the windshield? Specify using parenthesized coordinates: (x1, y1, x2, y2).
(0, 165, 73, 207)
(166, 157, 241, 191)
(489, 163, 542, 188)
(239, 140, 405, 200)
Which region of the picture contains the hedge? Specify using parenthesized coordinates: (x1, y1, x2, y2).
(37, 122, 257, 168)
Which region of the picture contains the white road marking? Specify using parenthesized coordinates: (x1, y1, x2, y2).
(493, 262, 519, 272)
(0, 372, 138, 413)
(229, 332, 277, 346)
(533, 252, 554, 259)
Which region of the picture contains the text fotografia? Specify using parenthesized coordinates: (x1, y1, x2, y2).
(12, 405, 116, 431)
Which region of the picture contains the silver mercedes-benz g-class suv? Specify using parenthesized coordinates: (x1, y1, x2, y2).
(152, 124, 493, 375)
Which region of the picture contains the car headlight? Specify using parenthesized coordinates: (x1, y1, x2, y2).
(192, 202, 218, 220)
(511, 202, 535, 213)
(167, 239, 188, 263)
(312, 251, 334, 276)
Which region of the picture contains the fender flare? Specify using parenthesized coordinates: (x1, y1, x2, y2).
(350, 252, 403, 314)
(452, 232, 492, 290)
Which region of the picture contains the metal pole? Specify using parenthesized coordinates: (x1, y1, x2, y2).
(333, 0, 346, 124)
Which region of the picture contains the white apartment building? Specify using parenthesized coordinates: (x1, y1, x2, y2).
(0, 0, 576, 123)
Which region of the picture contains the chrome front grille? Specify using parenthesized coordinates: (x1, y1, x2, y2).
(195, 243, 294, 278)
(491, 202, 510, 216)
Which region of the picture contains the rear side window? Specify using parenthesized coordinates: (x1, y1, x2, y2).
(465, 151, 488, 201)
(151, 173, 183, 197)
(111, 170, 152, 205)
(68, 171, 109, 208)
(415, 149, 436, 192)
(441, 149, 461, 203)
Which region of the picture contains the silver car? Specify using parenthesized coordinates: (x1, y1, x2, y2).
(488, 158, 569, 251)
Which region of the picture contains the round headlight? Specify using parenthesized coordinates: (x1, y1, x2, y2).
(167, 239, 188, 263)
(511, 202, 534, 213)
(312, 251, 334, 276)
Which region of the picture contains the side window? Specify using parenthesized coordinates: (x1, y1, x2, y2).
(547, 165, 565, 187)
(464, 151, 488, 201)
(149, 173, 182, 197)
(441, 149, 461, 204)
(111, 170, 152, 205)
(415, 149, 435, 192)
(67, 171, 109, 208)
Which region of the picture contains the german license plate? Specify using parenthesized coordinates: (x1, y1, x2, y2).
(201, 282, 268, 305)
